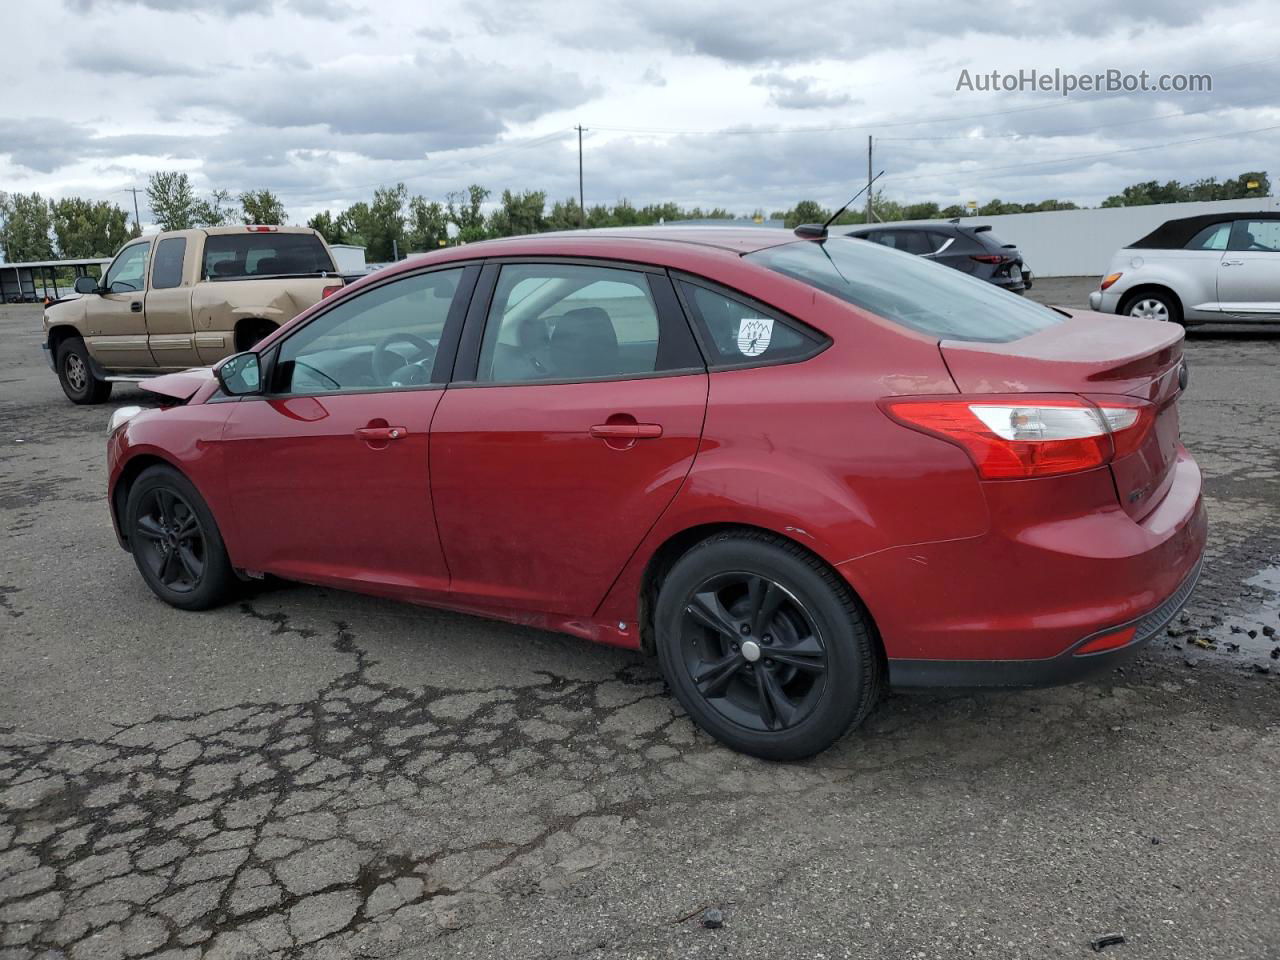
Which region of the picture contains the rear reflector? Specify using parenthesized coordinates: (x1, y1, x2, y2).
(1100, 272, 1123, 290)
(881, 394, 1156, 480)
(321, 283, 343, 298)
(1073, 626, 1137, 656)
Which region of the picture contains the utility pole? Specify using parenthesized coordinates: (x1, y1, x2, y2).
(865, 136, 875, 224)
(129, 187, 142, 234)
(576, 125, 586, 228)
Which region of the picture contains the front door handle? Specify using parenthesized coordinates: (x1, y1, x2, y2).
(1221, 259, 1245, 266)
(355, 425, 408, 442)
(130, 301, 142, 312)
(589, 422, 663, 440)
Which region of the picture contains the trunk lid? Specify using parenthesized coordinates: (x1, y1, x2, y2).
(940, 310, 1186, 520)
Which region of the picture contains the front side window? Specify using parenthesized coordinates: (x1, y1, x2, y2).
(1229, 219, 1280, 252)
(748, 238, 1063, 343)
(678, 282, 824, 368)
(151, 237, 187, 289)
(274, 269, 463, 395)
(477, 264, 670, 382)
(203, 233, 335, 280)
(105, 242, 150, 293)
(1185, 222, 1230, 251)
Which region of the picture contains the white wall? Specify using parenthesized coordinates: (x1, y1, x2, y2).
(896, 196, 1280, 278)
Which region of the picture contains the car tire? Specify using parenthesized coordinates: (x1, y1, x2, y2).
(56, 337, 112, 404)
(1121, 290, 1182, 324)
(125, 465, 236, 611)
(654, 530, 881, 760)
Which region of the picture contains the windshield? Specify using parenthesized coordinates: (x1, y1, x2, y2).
(748, 237, 1062, 343)
(203, 233, 335, 280)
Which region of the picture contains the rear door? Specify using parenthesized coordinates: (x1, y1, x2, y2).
(1218, 218, 1280, 318)
(84, 239, 153, 368)
(430, 260, 708, 617)
(144, 233, 200, 368)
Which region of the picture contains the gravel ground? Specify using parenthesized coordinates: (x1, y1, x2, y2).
(1, 284, 1277, 960)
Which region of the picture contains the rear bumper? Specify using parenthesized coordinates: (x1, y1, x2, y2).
(887, 553, 1203, 689)
(1089, 289, 1122, 313)
(840, 446, 1207, 686)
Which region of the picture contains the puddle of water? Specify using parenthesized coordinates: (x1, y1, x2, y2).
(1197, 564, 1280, 665)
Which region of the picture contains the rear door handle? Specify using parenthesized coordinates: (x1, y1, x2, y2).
(589, 422, 663, 439)
(130, 301, 142, 312)
(1221, 259, 1245, 266)
(355, 426, 408, 442)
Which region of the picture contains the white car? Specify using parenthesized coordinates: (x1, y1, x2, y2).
(1089, 212, 1280, 323)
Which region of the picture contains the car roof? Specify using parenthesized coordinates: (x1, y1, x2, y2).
(1129, 211, 1280, 249)
(358, 226, 803, 285)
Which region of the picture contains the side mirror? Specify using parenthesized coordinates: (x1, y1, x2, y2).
(216, 352, 263, 396)
(74, 276, 100, 295)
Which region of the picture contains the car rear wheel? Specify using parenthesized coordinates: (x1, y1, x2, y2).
(56, 337, 112, 404)
(1122, 290, 1181, 324)
(655, 531, 880, 760)
(125, 465, 236, 611)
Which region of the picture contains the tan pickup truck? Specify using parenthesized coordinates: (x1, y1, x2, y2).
(42, 225, 344, 403)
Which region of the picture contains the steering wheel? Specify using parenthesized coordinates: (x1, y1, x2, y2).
(372, 332, 436, 385)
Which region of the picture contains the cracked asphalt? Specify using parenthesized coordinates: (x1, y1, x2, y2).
(1, 285, 1278, 960)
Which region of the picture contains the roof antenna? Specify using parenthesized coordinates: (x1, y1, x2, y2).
(794, 170, 885, 240)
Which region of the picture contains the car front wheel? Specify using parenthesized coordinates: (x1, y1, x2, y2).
(125, 465, 236, 611)
(655, 531, 880, 760)
(56, 337, 112, 404)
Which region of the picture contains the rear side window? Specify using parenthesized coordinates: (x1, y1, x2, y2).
(151, 237, 186, 289)
(678, 281, 826, 368)
(1185, 223, 1230, 250)
(748, 238, 1062, 343)
(1229, 219, 1280, 252)
(476, 263, 698, 383)
(202, 233, 335, 280)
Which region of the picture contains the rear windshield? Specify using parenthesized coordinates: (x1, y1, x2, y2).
(202, 233, 335, 280)
(747, 238, 1062, 343)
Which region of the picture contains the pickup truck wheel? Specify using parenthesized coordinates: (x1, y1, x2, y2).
(56, 337, 112, 404)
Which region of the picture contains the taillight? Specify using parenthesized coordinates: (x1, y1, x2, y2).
(321, 283, 343, 298)
(881, 394, 1156, 480)
(969, 254, 1006, 264)
(246, 225, 278, 233)
(1100, 272, 1123, 290)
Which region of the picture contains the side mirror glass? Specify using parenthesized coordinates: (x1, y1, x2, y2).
(216, 352, 263, 396)
(74, 276, 100, 295)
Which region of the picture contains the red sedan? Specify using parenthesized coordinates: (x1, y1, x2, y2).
(106, 227, 1206, 759)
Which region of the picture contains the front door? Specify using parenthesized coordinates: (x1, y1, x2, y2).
(219, 265, 475, 599)
(84, 239, 153, 369)
(431, 261, 708, 617)
(1218, 218, 1280, 318)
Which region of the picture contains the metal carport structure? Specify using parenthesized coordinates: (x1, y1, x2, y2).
(0, 257, 111, 303)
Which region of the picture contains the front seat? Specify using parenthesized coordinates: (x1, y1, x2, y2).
(548, 307, 618, 378)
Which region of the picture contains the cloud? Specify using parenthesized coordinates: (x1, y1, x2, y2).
(63, 0, 358, 18)
(751, 73, 853, 110)
(72, 48, 208, 78)
(641, 66, 667, 87)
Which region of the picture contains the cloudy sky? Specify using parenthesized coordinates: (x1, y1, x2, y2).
(2, 0, 1278, 228)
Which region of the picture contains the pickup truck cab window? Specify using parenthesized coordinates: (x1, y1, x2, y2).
(203, 233, 335, 280)
(105, 242, 150, 293)
(151, 237, 187, 290)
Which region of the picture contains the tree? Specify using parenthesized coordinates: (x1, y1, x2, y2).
(405, 196, 448, 251)
(50, 198, 133, 258)
(194, 189, 233, 227)
(445, 184, 490, 243)
(0, 192, 55, 262)
(240, 189, 287, 225)
(146, 171, 198, 231)
(339, 183, 407, 260)
(487, 189, 547, 237)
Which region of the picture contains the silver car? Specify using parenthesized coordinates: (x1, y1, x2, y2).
(1089, 212, 1280, 323)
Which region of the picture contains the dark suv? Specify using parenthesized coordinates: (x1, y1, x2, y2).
(842, 221, 1032, 294)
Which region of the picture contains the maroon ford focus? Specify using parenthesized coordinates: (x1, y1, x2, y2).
(106, 227, 1206, 759)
